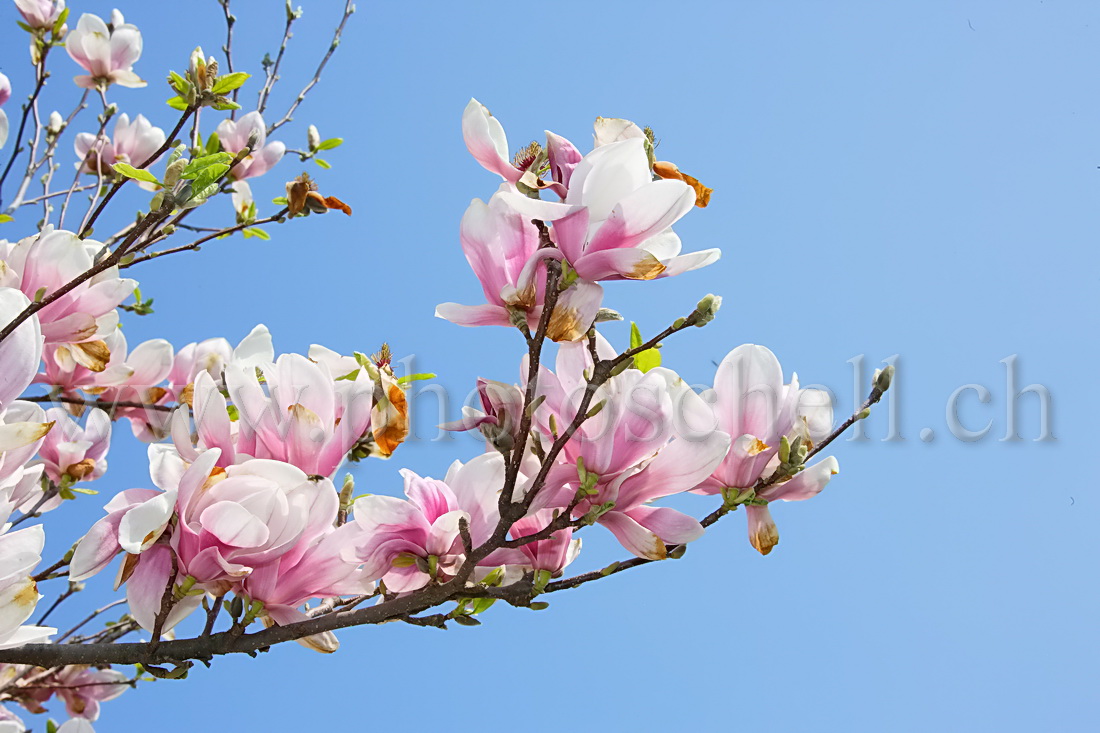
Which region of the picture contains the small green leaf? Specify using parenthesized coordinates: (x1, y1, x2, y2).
(211, 99, 242, 111)
(51, 7, 69, 35)
(166, 96, 188, 111)
(271, 196, 289, 206)
(226, 405, 240, 421)
(16, 20, 33, 32)
(113, 163, 159, 184)
(242, 227, 270, 241)
(211, 71, 251, 94)
(314, 157, 331, 169)
(180, 152, 233, 179)
(396, 373, 436, 385)
(33, 286, 46, 302)
(629, 322, 661, 372)
(0, 214, 12, 223)
(317, 137, 344, 151)
(167, 70, 188, 93)
(205, 131, 220, 155)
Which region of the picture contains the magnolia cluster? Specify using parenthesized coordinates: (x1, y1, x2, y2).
(436, 100, 719, 341)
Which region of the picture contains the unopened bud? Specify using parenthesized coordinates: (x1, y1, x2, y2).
(594, 307, 623, 323)
(47, 111, 63, 135)
(693, 294, 722, 326)
(307, 124, 321, 151)
(163, 159, 187, 189)
(856, 407, 871, 420)
(873, 364, 895, 393)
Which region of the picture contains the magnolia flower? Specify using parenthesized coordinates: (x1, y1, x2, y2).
(0, 73, 10, 150)
(692, 344, 839, 555)
(0, 288, 43, 412)
(434, 190, 604, 342)
(73, 113, 165, 177)
(0, 485, 56, 649)
(482, 509, 581, 577)
(440, 377, 525, 452)
(215, 111, 284, 180)
(541, 341, 730, 559)
(14, 0, 65, 29)
(35, 407, 110, 484)
(65, 11, 145, 89)
(25, 665, 127, 721)
(0, 229, 136, 366)
(347, 452, 506, 592)
(205, 349, 374, 476)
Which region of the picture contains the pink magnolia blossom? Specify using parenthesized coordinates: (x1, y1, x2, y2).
(691, 344, 839, 555)
(35, 407, 110, 484)
(0, 704, 25, 731)
(73, 113, 165, 177)
(191, 347, 375, 476)
(481, 509, 581, 578)
(440, 376, 525, 452)
(531, 339, 731, 559)
(215, 111, 285, 181)
(25, 666, 127, 721)
(347, 452, 506, 593)
(0, 288, 43, 413)
(434, 191, 604, 342)
(65, 11, 146, 89)
(0, 484, 55, 649)
(0, 73, 10, 150)
(14, 0, 65, 29)
(0, 229, 136, 364)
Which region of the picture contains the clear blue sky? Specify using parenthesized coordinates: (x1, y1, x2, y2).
(3, 1, 1096, 730)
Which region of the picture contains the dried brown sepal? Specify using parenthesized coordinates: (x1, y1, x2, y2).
(653, 160, 713, 208)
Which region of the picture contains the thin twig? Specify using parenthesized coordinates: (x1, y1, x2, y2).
(267, 0, 355, 133)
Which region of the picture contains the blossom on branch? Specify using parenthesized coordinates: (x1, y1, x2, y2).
(73, 113, 166, 180)
(14, 0, 65, 30)
(65, 11, 146, 89)
(216, 111, 285, 181)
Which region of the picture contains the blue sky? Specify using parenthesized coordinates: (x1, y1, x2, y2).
(2, 1, 1097, 730)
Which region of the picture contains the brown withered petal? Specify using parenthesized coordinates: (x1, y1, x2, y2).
(323, 196, 352, 216)
(285, 174, 316, 216)
(371, 383, 409, 458)
(114, 553, 142, 590)
(653, 160, 713, 208)
(305, 191, 329, 214)
(72, 340, 111, 372)
(177, 382, 195, 407)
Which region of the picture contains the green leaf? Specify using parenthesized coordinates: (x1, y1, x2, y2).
(397, 373, 436, 385)
(16, 20, 33, 32)
(167, 70, 188, 93)
(317, 137, 344, 151)
(242, 227, 270, 241)
(204, 131, 220, 155)
(314, 157, 331, 169)
(211, 71, 251, 94)
(190, 164, 230, 192)
(629, 322, 661, 372)
(211, 99, 242, 111)
(271, 196, 289, 206)
(113, 163, 159, 184)
(166, 96, 188, 110)
(52, 7, 69, 35)
(0, 214, 12, 223)
(180, 152, 233, 179)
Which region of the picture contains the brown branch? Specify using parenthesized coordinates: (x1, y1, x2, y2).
(120, 208, 289, 267)
(0, 44, 50, 204)
(22, 394, 175, 413)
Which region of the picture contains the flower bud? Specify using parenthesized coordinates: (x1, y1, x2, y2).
(873, 364, 895, 393)
(307, 124, 321, 151)
(693, 294, 722, 326)
(47, 111, 63, 135)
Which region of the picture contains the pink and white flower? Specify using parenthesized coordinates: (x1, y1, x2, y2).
(35, 407, 110, 484)
(0, 229, 136, 364)
(73, 113, 165, 177)
(215, 112, 285, 181)
(0, 73, 11, 150)
(14, 0, 65, 30)
(65, 11, 145, 89)
(0, 484, 56, 649)
(691, 344, 839, 555)
(434, 190, 604, 341)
